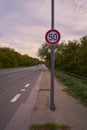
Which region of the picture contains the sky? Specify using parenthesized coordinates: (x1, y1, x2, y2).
(0, 0, 87, 58)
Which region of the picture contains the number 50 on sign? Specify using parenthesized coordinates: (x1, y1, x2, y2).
(45, 29, 61, 45)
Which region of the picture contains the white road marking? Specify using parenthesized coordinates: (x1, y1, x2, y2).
(25, 83, 30, 88)
(21, 89, 26, 92)
(10, 94, 21, 102)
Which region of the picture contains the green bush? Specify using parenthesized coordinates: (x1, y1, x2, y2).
(55, 71, 87, 104)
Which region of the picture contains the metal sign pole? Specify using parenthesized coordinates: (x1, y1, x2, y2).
(50, 0, 55, 110)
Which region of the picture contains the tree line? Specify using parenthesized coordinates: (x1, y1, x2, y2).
(38, 35, 87, 77)
(0, 47, 41, 68)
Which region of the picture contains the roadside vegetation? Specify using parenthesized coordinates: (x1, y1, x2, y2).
(30, 123, 71, 130)
(38, 35, 87, 105)
(39, 88, 50, 92)
(0, 47, 41, 68)
(38, 35, 87, 104)
(55, 70, 87, 105)
(38, 35, 87, 78)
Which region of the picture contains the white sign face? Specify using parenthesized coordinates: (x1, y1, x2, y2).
(45, 29, 61, 45)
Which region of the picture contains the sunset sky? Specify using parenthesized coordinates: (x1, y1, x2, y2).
(0, 0, 87, 57)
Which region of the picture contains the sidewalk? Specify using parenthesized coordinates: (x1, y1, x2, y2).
(30, 70, 87, 130)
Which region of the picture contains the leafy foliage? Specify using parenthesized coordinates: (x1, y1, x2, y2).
(38, 35, 87, 77)
(38, 43, 51, 67)
(0, 47, 40, 68)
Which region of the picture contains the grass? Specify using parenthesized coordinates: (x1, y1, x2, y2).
(30, 123, 70, 130)
(55, 70, 87, 105)
(39, 88, 50, 92)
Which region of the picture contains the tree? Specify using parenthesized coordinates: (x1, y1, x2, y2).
(76, 36, 87, 76)
(38, 43, 51, 67)
(0, 47, 40, 68)
(38, 36, 87, 77)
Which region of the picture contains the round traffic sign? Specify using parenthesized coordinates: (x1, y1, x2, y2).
(45, 29, 61, 45)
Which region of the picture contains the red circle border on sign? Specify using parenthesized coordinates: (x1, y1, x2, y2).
(45, 29, 61, 45)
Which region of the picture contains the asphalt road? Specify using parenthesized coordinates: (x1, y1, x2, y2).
(0, 65, 43, 130)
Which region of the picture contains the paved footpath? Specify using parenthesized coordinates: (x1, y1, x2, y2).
(5, 69, 87, 130)
(30, 70, 87, 130)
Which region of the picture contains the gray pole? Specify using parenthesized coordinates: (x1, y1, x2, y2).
(50, 0, 55, 110)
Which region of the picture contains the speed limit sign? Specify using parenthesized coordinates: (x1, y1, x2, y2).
(45, 29, 61, 45)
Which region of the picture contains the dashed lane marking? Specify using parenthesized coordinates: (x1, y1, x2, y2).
(21, 89, 26, 92)
(10, 83, 30, 103)
(10, 94, 21, 102)
(25, 83, 30, 88)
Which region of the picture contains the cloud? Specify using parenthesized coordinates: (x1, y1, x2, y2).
(55, 0, 87, 40)
(0, 0, 87, 57)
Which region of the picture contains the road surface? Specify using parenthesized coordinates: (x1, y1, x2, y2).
(0, 65, 44, 130)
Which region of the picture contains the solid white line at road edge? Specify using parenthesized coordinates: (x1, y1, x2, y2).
(25, 83, 30, 88)
(10, 94, 21, 102)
